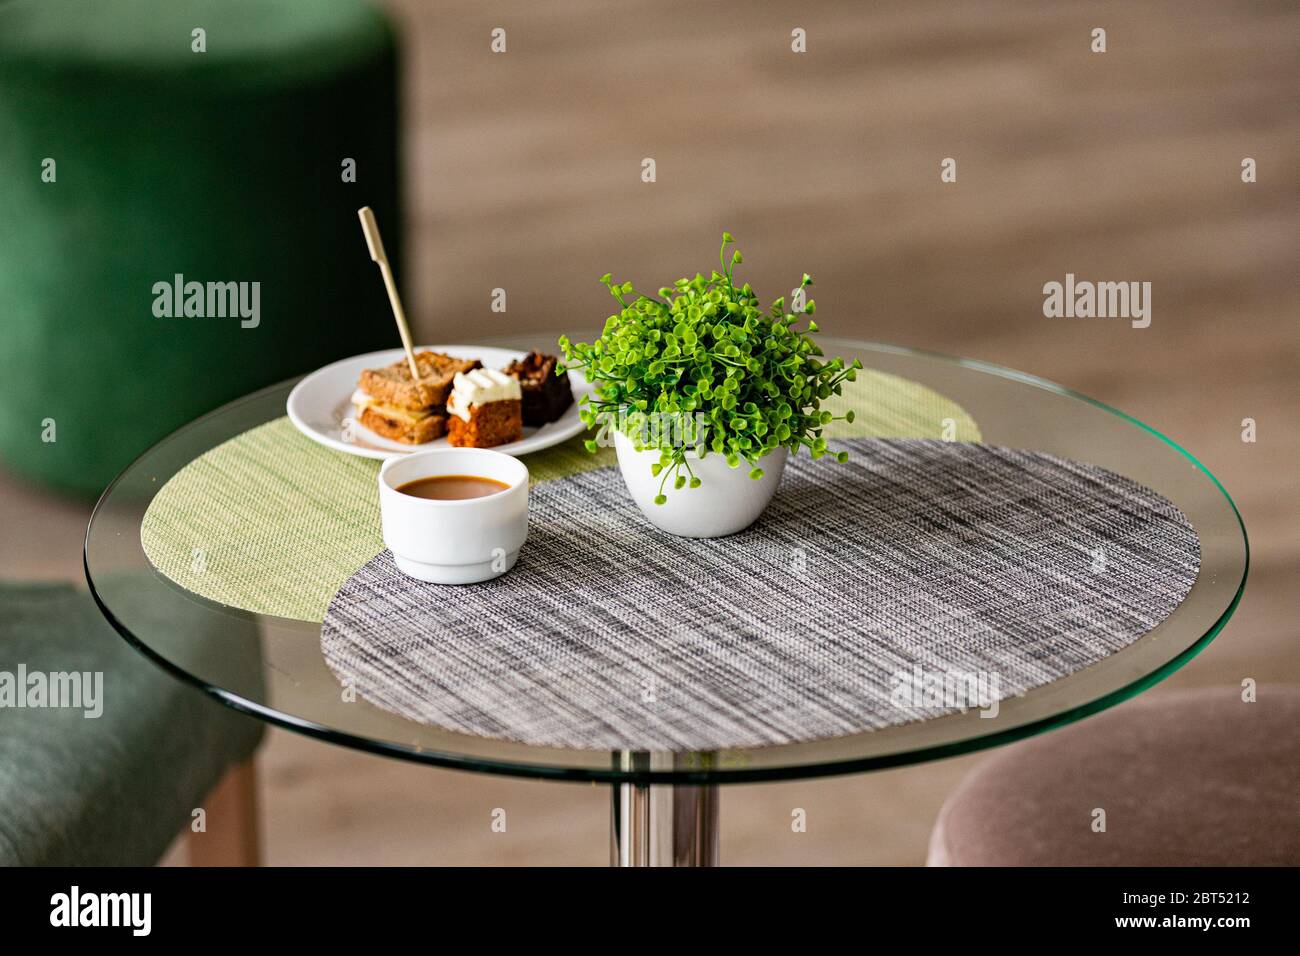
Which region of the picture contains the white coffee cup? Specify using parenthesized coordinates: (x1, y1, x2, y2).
(378, 448, 529, 585)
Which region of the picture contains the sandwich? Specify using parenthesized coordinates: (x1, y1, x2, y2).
(352, 351, 481, 444)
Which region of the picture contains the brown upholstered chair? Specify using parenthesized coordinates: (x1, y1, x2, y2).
(928, 686, 1300, 866)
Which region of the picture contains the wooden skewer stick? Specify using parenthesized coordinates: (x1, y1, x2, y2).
(358, 206, 421, 383)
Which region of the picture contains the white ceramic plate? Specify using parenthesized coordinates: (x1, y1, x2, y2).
(286, 345, 590, 460)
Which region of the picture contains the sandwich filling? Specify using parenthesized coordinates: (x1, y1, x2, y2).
(351, 388, 434, 424)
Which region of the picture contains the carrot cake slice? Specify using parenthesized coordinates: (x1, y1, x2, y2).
(446, 368, 524, 448)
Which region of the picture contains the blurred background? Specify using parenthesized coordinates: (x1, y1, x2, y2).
(1, 0, 1296, 863)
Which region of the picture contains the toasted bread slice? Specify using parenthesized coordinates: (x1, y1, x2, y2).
(358, 351, 481, 410)
(359, 405, 447, 444)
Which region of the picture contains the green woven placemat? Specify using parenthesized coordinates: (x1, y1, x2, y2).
(141, 370, 982, 622)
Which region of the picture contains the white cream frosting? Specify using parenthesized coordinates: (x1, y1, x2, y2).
(447, 368, 521, 421)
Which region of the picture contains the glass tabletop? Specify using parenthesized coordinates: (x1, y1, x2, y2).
(84, 334, 1248, 784)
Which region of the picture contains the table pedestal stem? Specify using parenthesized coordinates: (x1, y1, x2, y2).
(610, 753, 720, 866)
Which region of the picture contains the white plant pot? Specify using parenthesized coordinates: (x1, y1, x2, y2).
(614, 430, 788, 538)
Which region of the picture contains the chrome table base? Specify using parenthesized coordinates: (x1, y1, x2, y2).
(610, 753, 720, 867)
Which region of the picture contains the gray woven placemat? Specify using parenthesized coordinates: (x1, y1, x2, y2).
(320, 439, 1200, 751)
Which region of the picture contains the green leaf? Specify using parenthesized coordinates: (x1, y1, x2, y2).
(572, 234, 857, 491)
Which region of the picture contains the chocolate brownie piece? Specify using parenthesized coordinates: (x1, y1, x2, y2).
(503, 351, 574, 426)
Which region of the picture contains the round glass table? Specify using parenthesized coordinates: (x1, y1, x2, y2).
(85, 335, 1247, 866)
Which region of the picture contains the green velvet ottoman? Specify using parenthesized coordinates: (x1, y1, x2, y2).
(0, 582, 264, 865)
(0, 0, 402, 498)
